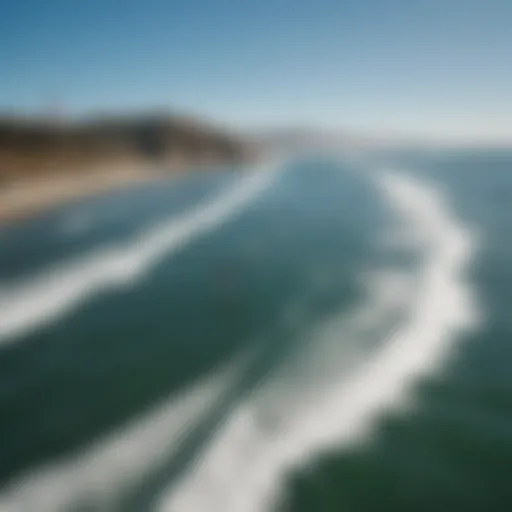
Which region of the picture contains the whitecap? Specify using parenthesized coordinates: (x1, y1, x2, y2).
(155, 165, 479, 512)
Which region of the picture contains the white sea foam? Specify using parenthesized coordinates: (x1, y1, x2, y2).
(0, 161, 281, 343)
(156, 167, 478, 512)
(0, 355, 246, 512)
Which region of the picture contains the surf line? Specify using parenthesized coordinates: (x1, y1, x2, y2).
(0, 353, 249, 512)
(155, 166, 479, 512)
(0, 159, 283, 344)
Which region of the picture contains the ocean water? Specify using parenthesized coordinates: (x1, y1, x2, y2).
(0, 150, 511, 511)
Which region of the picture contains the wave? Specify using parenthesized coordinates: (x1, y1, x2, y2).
(0, 161, 282, 344)
(155, 166, 479, 512)
(0, 354, 248, 512)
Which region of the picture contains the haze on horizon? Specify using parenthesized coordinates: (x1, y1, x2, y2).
(1, 0, 511, 145)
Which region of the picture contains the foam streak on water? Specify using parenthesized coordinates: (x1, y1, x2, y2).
(0, 356, 247, 512)
(0, 161, 281, 343)
(156, 166, 478, 512)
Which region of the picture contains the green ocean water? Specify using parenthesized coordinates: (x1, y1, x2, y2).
(0, 151, 511, 511)
(287, 150, 512, 512)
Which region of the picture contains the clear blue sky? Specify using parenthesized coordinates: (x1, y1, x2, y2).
(1, 0, 511, 141)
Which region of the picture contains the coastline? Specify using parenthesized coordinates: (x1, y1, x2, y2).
(0, 159, 252, 225)
(0, 112, 253, 225)
(0, 165, 164, 225)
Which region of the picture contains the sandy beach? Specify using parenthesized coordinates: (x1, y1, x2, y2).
(0, 165, 163, 224)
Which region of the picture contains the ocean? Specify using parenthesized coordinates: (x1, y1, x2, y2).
(0, 149, 511, 511)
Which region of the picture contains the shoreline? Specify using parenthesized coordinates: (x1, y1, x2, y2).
(0, 159, 251, 225)
(0, 166, 163, 225)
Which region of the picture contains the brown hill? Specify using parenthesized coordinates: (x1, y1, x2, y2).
(0, 113, 249, 182)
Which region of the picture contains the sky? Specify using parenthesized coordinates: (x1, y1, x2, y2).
(1, 0, 511, 142)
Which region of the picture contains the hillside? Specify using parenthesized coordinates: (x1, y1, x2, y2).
(0, 114, 249, 182)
